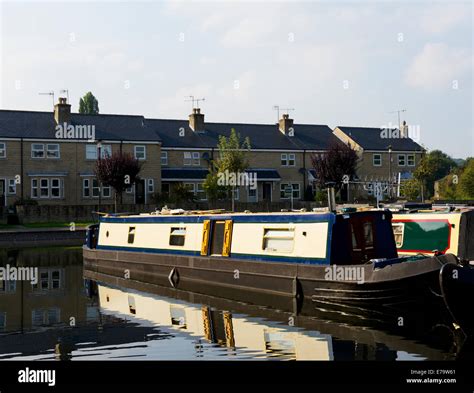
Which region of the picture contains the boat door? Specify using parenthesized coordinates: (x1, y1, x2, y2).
(201, 219, 233, 257)
(349, 215, 377, 263)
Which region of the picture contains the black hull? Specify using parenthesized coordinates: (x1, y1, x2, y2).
(83, 247, 461, 324)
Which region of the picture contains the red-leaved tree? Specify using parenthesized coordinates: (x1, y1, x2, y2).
(94, 152, 142, 212)
(311, 142, 358, 193)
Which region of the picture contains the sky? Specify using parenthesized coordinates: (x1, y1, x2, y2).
(0, 0, 472, 158)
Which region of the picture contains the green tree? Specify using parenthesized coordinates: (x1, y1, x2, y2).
(400, 178, 422, 201)
(414, 150, 457, 200)
(202, 173, 228, 202)
(457, 159, 474, 199)
(79, 92, 99, 114)
(204, 128, 251, 211)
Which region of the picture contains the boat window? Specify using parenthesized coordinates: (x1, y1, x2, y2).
(351, 224, 361, 251)
(127, 227, 136, 244)
(169, 227, 186, 246)
(263, 228, 295, 252)
(363, 221, 374, 249)
(392, 223, 405, 248)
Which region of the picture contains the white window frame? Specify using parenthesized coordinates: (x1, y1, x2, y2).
(83, 179, 91, 198)
(31, 179, 38, 198)
(161, 151, 168, 166)
(247, 186, 258, 202)
(7, 179, 16, 195)
(86, 144, 112, 160)
(262, 228, 295, 253)
(281, 153, 288, 166)
(31, 144, 45, 159)
(192, 152, 200, 166)
(233, 187, 239, 201)
(280, 183, 301, 199)
(0, 142, 6, 158)
(134, 145, 146, 160)
(398, 154, 406, 166)
(50, 178, 61, 199)
(183, 152, 192, 166)
(373, 153, 382, 167)
(46, 144, 60, 159)
(184, 182, 196, 194)
(39, 178, 49, 198)
(407, 154, 415, 167)
(102, 185, 111, 198)
(86, 145, 97, 160)
(147, 179, 154, 193)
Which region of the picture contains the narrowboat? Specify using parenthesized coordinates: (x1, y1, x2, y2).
(391, 207, 474, 262)
(83, 206, 473, 329)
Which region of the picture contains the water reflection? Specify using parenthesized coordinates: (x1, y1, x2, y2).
(0, 248, 471, 361)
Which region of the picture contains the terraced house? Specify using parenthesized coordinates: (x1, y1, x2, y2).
(0, 99, 161, 206)
(0, 98, 424, 207)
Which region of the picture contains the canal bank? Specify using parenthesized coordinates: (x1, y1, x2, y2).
(0, 227, 87, 247)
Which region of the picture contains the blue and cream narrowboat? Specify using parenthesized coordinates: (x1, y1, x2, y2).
(83, 208, 474, 330)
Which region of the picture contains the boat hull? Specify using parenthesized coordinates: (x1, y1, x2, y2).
(83, 246, 458, 319)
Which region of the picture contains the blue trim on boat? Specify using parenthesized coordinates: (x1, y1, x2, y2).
(95, 245, 329, 265)
(100, 213, 335, 224)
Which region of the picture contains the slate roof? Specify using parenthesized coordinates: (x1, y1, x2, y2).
(0, 110, 160, 142)
(336, 126, 424, 151)
(147, 119, 339, 150)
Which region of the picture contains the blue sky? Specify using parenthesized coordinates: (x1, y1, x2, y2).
(0, 0, 472, 158)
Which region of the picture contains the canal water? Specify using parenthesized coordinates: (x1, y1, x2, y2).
(0, 247, 472, 361)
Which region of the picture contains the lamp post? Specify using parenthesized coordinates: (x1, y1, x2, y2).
(97, 141, 102, 211)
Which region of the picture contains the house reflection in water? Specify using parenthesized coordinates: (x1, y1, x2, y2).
(0, 248, 97, 334)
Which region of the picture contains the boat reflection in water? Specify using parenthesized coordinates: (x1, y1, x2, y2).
(0, 247, 471, 361)
(85, 268, 472, 361)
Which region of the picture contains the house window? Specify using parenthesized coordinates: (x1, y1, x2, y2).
(407, 154, 415, 167)
(398, 154, 406, 166)
(32, 269, 62, 290)
(7, 179, 16, 195)
(280, 183, 300, 199)
(233, 187, 239, 201)
(31, 179, 38, 198)
(0, 280, 16, 293)
(281, 153, 295, 166)
(392, 223, 405, 248)
(184, 152, 192, 166)
(83, 178, 110, 198)
(32, 308, 60, 326)
(373, 154, 382, 167)
(147, 179, 155, 193)
(196, 183, 206, 200)
(86, 144, 111, 160)
(31, 144, 45, 158)
(184, 183, 196, 194)
(0, 142, 6, 158)
(161, 151, 168, 166)
(184, 152, 200, 166)
(51, 178, 61, 198)
(248, 187, 257, 202)
(83, 179, 90, 197)
(134, 145, 146, 160)
(46, 144, 60, 159)
(262, 228, 295, 252)
(126, 185, 134, 194)
(169, 227, 186, 246)
(40, 179, 49, 198)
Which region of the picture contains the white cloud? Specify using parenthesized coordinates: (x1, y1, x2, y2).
(420, 3, 471, 34)
(404, 43, 472, 89)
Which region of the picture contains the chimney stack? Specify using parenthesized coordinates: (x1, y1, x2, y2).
(279, 114, 294, 136)
(188, 108, 205, 133)
(54, 97, 71, 125)
(400, 120, 408, 138)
